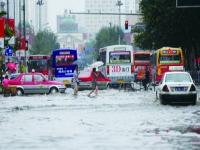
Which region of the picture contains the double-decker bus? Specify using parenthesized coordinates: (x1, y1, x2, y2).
(133, 50, 151, 81)
(28, 55, 50, 76)
(151, 47, 184, 82)
(51, 48, 77, 86)
(98, 45, 134, 86)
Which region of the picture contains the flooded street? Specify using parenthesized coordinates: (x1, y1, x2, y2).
(0, 89, 200, 150)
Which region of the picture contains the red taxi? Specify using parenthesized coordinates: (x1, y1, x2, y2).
(75, 67, 110, 90)
(8, 73, 66, 96)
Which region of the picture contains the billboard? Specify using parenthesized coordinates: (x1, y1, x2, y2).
(176, 0, 200, 7)
(0, 17, 4, 37)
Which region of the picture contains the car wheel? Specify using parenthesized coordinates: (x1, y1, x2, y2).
(106, 83, 111, 89)
(16, 88, 24, 96)
(49, 87, 58, 94)
(191, 99, 197, 105)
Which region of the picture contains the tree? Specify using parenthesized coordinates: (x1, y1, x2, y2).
(95, 26, 125, 55)
(134, 0, 200, 69)
(30, 29, 60, 55)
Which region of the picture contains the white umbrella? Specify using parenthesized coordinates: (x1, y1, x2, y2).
(90, 61, 104, 68)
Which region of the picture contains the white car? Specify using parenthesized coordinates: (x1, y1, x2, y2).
(156, 71, 197, 105)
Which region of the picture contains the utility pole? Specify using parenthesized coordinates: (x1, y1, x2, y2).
(23, 0, 26, 72)
(6, 0, 9, 19)
(116, 0, 123, 45)
(36, 0, 44, 31)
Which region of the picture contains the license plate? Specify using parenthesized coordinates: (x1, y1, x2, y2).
(116, 79, 124, 84)
(63, 80, 69, 85)
(175, 87, 184, 91)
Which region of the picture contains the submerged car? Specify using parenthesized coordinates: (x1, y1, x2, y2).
(156, 71, 197, 105)
(74, 67, 110, 90)
(8, 73, 66, 96)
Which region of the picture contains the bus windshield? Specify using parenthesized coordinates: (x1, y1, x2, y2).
(159, 55, 181, 64)
(29, 60, 48, 71)
(109, 51, 131, 63)
(135, 54, 150, 61)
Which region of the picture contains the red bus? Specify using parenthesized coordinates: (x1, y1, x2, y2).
(151, 47, 184, 82)
(133, 50, 151, 81)
(28, 55, 50, 76)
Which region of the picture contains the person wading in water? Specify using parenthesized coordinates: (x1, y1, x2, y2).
(88, 68, 99, 97)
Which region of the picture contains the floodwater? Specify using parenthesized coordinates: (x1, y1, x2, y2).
(0, 89, 200, 150)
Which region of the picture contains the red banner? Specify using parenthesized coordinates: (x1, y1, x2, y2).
(0, 17, 5, 37)
(20, 37, 26, 50)
(7, 18, 15, 33)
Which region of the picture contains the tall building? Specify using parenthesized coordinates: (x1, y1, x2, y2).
(56, 11, 85, 52)
(84, 0, 119, 34)
(125, 0, 142, 27)
(29, 0, 48, 33)
(6, 0, 48, 33)
(84, 0, 141, 34)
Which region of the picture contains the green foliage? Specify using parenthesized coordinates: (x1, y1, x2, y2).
(0, 11, 6, 17)
(134, 0, 200, 51)
(4, 25, 14, 37)
(30, 29, 60, 55)
(95, 26, 125, 53)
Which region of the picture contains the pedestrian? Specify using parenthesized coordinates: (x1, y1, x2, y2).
(88, 68, 99, 97)
(20, 63, 26, 73)
(73, 65, 79, 95)
(2, 75, 10, 96)
(142, 66, 150, 91)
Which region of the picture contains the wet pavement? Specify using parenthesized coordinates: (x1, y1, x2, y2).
(0, 89, 200, 150)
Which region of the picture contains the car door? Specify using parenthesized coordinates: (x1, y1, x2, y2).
(33, 74, 49, 93)
(20, 74, 34, 94)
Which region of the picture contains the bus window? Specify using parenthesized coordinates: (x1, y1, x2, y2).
(99, 51, 106, 64)
(109, 51, 130, 63)
(159, 55, 180, 64)
(135, 54, 150, 61)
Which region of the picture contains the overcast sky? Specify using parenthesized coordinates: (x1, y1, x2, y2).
(47, 0, 84, 32)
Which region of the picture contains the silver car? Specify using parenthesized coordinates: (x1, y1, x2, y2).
(156, 71, 197, 105)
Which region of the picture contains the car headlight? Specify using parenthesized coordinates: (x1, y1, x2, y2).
(57, 84, 66, 88)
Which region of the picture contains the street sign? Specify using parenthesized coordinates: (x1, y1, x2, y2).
(176, 0, 200, 8)
(4, 46, 13, 56)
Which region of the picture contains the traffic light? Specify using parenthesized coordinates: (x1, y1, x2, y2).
(125, 20, 128, 30)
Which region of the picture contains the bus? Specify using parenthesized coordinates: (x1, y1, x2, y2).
(151, 47, 184, 82)
(51, 48, 77, 85)
(28, 55, 50, 76)
(133, 50, 151, 81)
(98, 45, 134, 86)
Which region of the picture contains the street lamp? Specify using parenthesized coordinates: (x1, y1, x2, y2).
(36, 0, 44, 31)
(116, 0, 123, 45)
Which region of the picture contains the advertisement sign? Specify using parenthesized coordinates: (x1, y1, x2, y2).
(109, 65, 131, 76)
(0, 17, 4, 37)
(4, 46, 13, 56)
(7, 19, 15, 33)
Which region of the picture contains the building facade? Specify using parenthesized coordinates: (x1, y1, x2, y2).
(84, 0, 141, 34)
(56, 11, 85, 52)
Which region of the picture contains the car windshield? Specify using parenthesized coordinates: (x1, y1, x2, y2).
(165, 73, 192, 82)
(79, 68, 91, 77)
